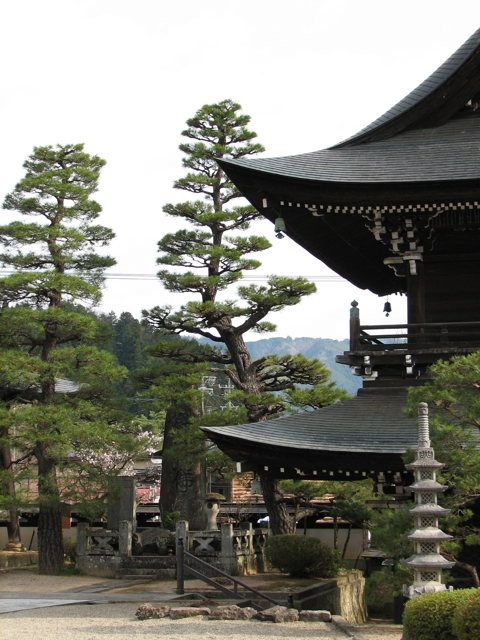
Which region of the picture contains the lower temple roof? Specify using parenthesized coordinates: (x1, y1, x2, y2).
(201, 392, 418, 481)
(202, 392, 416, 455)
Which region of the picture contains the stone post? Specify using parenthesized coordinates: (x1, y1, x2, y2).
(402, 402, 454, 597)
(245, 522, 253, 555)
(119, 521, 132, 557)
(219, 522, 234, 574)
(107, 476, 137, 532)
(76, 522, 88, 556)
(176, 520, 189, 551)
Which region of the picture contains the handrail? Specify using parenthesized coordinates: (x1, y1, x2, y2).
(360, 321, 480, 330)
(354, 321, 480, 351)
(175, 537, 282, 610)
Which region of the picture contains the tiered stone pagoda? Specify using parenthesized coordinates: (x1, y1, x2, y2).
(202, 28, 480, 491)
(402, 403, 454, 596)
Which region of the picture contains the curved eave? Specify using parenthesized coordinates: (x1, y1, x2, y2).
(220, 158, 480, 295)
(334, 27, 480, 147)
(218, 159, 401, 295)
(201, 394, 417, 476)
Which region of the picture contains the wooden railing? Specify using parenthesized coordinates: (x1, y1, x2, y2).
(175, 537, 282, 610)
(350, 320, 480, 352)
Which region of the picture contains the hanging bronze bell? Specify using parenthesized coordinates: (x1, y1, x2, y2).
(274, 217, 286, 239)
(383, 301, 392, 317)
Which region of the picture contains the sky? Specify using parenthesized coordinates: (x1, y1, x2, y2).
(1, 1, 479, 341)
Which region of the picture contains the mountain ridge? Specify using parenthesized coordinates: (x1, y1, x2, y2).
(245, 336, 361, 395)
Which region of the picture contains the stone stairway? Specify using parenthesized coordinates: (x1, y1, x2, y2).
(113, 555, 176, 580)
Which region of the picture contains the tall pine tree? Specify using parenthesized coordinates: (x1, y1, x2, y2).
(0, 145, 157, 573)
(143, 101, 346, 533)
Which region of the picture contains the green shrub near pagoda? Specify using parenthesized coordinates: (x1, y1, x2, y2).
(403, 588, 480, 640)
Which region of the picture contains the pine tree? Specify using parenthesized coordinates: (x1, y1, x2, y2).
(0, 145, 158, 573)
(143, 101, 347, 533)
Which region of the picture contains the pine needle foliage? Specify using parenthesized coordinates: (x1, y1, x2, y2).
(142, 101, 347, 533)
(0, 145, 158, 574)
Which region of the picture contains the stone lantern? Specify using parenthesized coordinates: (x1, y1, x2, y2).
(203, 493, 226, 530)
(402, 402, 454, 598)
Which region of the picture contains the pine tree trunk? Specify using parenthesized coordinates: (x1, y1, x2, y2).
(36, 445, 64, 574)
(0, 438, 21, 545)
(342, 522, 352, 559)
(160, 404, 206, 531)
(260, 475, 293, 535)
(159, 407, 179, 523)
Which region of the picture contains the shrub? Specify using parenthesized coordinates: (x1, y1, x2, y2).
(403, 590, 466, 640)
(365, 566, 412, 612)
(264, 534, 341, 578)
(163, 511, 181, 529)
(452, 588, 480, 640)
(63, 537, 77, 564)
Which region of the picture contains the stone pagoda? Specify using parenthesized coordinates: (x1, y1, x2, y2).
(402, 402, 454, 597)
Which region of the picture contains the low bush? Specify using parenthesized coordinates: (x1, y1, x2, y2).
(63, 537, 77, 564)
(452, 588, 480, 640)
(264, 534, 341, 578)
(403, 590, 466, 640)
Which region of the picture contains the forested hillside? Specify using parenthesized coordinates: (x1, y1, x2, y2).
(245, 336, 362, 395)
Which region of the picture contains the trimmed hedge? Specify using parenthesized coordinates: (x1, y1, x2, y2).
(403, 588, 480, 640)
(452, 588, 480, 640)
(264, 534, 341, 578)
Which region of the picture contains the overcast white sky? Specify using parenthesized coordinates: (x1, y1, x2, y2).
(1, 1, 479, 341)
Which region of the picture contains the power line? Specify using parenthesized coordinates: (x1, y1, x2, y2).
(0, 270, 347, 283)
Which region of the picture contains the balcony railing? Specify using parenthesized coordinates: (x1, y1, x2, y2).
(350, 320, 480, 352)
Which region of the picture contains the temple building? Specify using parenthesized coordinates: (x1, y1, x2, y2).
(201, 28, 480, 493)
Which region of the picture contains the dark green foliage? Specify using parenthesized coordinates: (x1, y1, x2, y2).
(0, 145, 157, 574)
(264, 534, 342, 578)
(163, 511, 181, 529)
(365, 567, 412, 612)
(370, 508, 414, 564)
(452, 588, 480, 640)
(403, 590, 469, 640)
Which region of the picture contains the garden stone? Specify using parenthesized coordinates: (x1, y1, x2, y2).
(135, 603, 171, 620)
(299, 610, 332, 622)
(254, 605, 299, 623)
(209, 605, 257, 620)
(169, 607, 211, 619)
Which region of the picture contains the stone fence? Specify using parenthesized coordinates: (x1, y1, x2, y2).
(177, 520, 268, 575)
(76, 519, 268, 578)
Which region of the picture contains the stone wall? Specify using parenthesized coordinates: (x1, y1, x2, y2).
(292, 571, 367, 624)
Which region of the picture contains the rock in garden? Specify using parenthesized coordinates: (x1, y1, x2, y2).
(136, 603, 171, 620)
(298, 610, 332, 622)
(209, 605, 257, 620)
(169, 607, 211, 619)
(254, 605, 299, 623)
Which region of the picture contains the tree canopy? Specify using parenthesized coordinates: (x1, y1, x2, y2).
(141, 100, 347, 532)
(0, 145, 159, 573)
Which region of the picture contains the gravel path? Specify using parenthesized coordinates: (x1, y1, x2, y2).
(1, 603, 348, 639)
(0, 570, 107, 593)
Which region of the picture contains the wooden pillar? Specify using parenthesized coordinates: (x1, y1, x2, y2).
(350, 301, 360, 351)
(406, 260, 425, 342)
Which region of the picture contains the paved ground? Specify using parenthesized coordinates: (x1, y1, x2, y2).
(0, 568, 404, 639)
